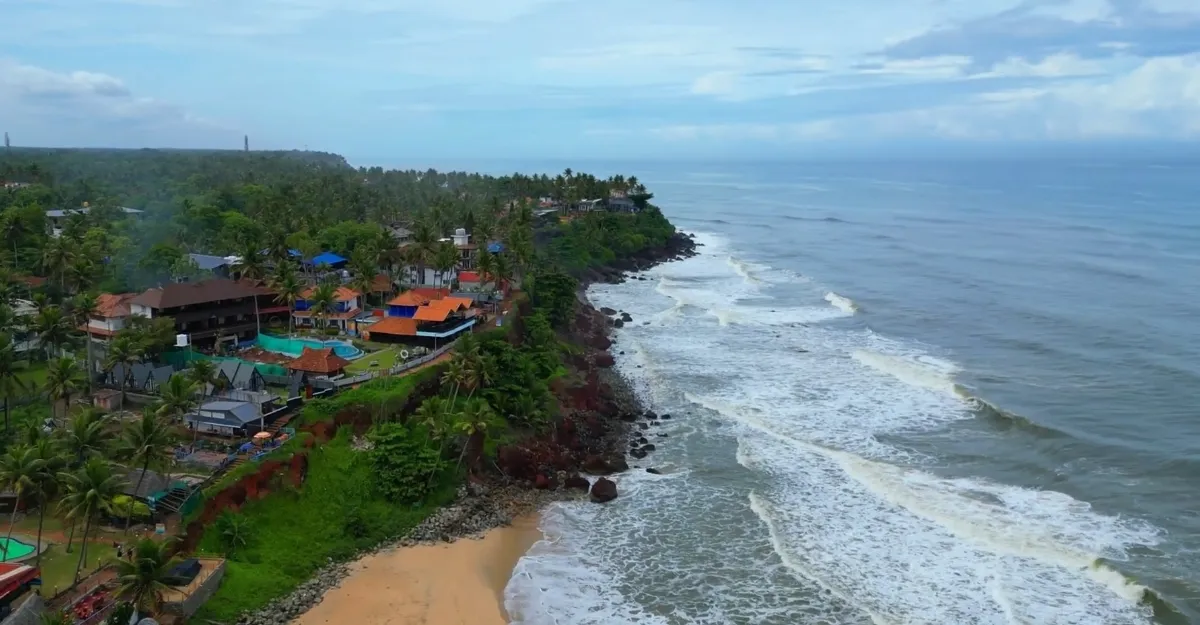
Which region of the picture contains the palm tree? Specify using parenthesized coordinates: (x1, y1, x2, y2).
(59, 458, 126, 583)
(115, 538, 182, 616)
(34, 306, 72, 361)
(454, 400, 496, 472)
(30, 436, 64, 566)
(41, 237, 74, 291)
(68, 293, 99, 393)
(187, 360, 218, 398)
(410, 221, 437, 286)
(308, 283, 336, 331)
(44, 357, 84, 421)
(268, 267, 303, 336)
(441, 358, 467, 408)
(116, 413, 176, 534)
(0, 335, 27, 434)
(104, 335, 139, 407)
(232, 241, 266, 283)
(0, 446, 43, 560)
(156, 374, 198, 422)
(433, 242, 459, 288)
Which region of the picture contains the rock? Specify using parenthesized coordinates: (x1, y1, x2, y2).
(636, 436, 648, 445)
(646, 468, 662, 475)
(638, 422, 649, 430)
(590, 478, 618, 503)
(646, 413, 659, 420)
(534, 474, 552, 490)
(613, 319, 624, 328)
(620, 312, 633, 322)
(661, 414, 671, 419)
(619, 412, 639, 423)
(643, 444, 656, 452)
(594, 353, 615, 368)
(564, 474, 590, 491)
(656, 433, 669, 438)
(582, 454, 629, 475)
(601, 307, 617, 315)
(630, 448, 648, 459)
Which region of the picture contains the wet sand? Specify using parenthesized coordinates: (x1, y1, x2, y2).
(293, 514, 541, 625)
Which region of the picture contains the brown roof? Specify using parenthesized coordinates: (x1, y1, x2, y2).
(413, 306, 451, 322)
(285, 347, 352, 375)
(366, 316, 418, 337)
(95, 293, 137, 318)
(131, 279, 269, 310)
(370, 274, 393, 294)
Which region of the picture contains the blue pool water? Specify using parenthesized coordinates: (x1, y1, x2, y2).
(256, 335, 364, 360)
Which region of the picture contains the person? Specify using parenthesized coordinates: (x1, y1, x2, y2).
(115, 543, 123, 558)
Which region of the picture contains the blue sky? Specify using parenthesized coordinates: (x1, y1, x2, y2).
(2, 0, 1199, 161)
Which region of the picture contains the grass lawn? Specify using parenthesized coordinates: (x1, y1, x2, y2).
(346, 348, 398, 374)
(14, 361, 48, 396)
(12, 511, 65, 535)
(38, 542, 117, 596)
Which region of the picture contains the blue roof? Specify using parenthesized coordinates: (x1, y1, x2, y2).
(487, 242, 504, 254)
(309, 251, 347, 266)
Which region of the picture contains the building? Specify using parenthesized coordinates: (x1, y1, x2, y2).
(83, 293, 138, 342)
(366, 296, 476, 348)
(130, 279, 288, 349)
(606, 196, 638, 212)
(123, 468, 172, 504)
(385, 287, 449, 318)
(107, 362, 177, 392)
(285, 346, 352, 378)
(215, 360, 266, 392)
(45, 203, 144, 237)
(575, 199, 604, 212)
(293, 286, 361, 331)
(387, 225, 413, 245)
(188, 253, 236, 279)
(451, 228, 479, 269)
(307, 251, 347, 270)
(185, 401, 265, 437)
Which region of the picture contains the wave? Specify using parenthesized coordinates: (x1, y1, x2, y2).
(781, 214, 849, 224)
(824, 291, 859, 314)
(727, 255, 763, 284)
(852, 350, 966, 399)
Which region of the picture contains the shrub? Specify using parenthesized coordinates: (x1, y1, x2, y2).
(323, 327, 341, 336)
(367, 422, 446, 503)
(216, 511, 254, 559)
(109, 495, 151, 521)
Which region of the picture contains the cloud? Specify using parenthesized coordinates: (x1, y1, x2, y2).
(0, 58, 235, 147)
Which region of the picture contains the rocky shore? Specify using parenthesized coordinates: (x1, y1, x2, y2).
(239, 231, 696, 625)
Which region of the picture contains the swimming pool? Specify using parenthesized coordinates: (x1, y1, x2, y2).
(0, 537, 36, 561)
(256, 334, 364, 360)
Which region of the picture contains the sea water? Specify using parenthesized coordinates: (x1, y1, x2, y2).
(503, 158, 1200, 625)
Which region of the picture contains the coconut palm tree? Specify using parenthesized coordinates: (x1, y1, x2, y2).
(68, 293, 99, 393)
(30, 436, 64, 566)
(117, 413, 176, 534)
(44, 357, 84, 421)
(410, 221, 437, 286)
(34, 306, 72, 361)
(269, 267, 303, 336)
(0, 335, 27, 434)
(0, 445, 43, 560)
(59, 458, 126, 583)
(186, 360, 217, 398)
(231, 241, 266, 283)
(453, 400, 496, 472)
(41, 236, 74, 291)
(433, 241, 459, 289)
(156, 374, 198, 423)
(115, 537, 182, 616)
(104, 335, 139, 407)
(308, 283, 336, 331)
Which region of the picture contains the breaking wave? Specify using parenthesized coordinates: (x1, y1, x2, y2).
(824, 291, 859, 314)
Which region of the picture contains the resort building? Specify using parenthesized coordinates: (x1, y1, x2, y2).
(452, 227, 479, 269)
(107, 362, 177, 392)
(292, 285, 362, 331)
(188, 253, 236, 279)
(285, 346, 352, 378)
(83, 292, 138, 342)
(366, 294, 477, 348)
(45, 203, 144, 237)
(185, 400, 267, 437)
(130, 278, 289, 349)
(385, 287, 450, 318)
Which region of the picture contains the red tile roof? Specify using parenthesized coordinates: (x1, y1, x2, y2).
(431, 297, 472, 311)
(366, 316, 418, 337)
(458, 271, 481, 283)
(285, 347, 352, 375)
(388, 291, 429, 307)
(95, 293, 137, 318)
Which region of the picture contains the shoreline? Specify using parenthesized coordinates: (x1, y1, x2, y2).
(241, 232, 695, 625)
(292, 514, 542, 625)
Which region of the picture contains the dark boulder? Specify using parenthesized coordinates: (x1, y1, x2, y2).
(630, 448, 648, 459)
(619, 412, 639, 423)
(621, 312, 633, 322)
(638, 423, 649, 430)
(646, 468, 662, 475)
(590, 478, 618, 503)
(582, 454, 629, 475)
(661, 414, 672, 420)
(613, 319, 625, 328)
(564, 474, 590, 491)
(534, 474, 553, 490)
(643, 444, 657, 452)
(600, 307, 617, 315)
(594, 353, 616, 368)
(656, 433, 669, 438)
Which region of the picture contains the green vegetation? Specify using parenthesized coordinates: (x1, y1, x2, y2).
(39, 542, 117, 596)
(192, 429, 456, 622)
(346, 347, 399, 373)
(545, 209, 676, 274)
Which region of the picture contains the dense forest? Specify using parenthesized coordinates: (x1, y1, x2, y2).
(0, 148, 653, 294)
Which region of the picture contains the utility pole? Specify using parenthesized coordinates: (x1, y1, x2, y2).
(244, 135, 249, 152)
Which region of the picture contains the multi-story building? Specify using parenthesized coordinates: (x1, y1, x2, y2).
(130, 279, 288, 349)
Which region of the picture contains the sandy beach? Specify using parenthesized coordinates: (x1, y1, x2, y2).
(293, 514, 542, 625)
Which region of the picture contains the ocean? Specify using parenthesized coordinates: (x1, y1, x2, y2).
(501, 158, 1200, 625)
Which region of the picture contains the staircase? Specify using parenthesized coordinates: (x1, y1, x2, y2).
(156, 484, 195, 514)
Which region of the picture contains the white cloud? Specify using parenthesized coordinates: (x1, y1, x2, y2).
(985, 53, 1113, 78)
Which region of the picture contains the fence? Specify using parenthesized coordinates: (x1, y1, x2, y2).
(332, 341, 457, 388)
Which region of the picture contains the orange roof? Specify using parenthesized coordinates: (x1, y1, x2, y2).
(458, 271, 481, 283)
(413, 306, 451, 322)
(388, 291, 430, 307)
(285, 347, 352, 374)
(366, 316, 418, 337)
(430, 296, 472, 311)
(300, 286, 360, 301)
(409, 287, 449, 301)
(95, 293, 137, 318)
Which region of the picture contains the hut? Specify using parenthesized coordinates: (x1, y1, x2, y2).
(284, 347, 352, 378)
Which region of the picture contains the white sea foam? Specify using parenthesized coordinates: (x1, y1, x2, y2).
(824, 291, 859, 314)
(512, 229, 1159, 625)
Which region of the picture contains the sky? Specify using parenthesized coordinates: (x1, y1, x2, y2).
(2, 0, 1200, 161)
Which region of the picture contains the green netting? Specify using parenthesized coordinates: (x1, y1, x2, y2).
(161, 349, 289, 377)
(255, 333, 302, 356)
